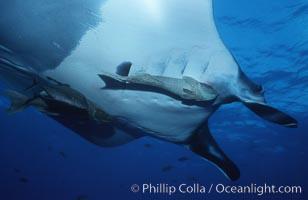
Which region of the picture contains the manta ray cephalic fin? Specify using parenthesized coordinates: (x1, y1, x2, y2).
(244, 102, 298, 128)
(187, 121, 240, 181)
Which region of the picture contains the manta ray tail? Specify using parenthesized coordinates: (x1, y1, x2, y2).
(244, 102, 297, 128)
(187, 121, 240, 181)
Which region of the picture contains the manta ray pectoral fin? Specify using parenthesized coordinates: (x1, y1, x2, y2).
(116, 61, 132, 76)
(244, 102, 298, 128)
(3, 90, 30, 114)
(187, 122, 240, 181)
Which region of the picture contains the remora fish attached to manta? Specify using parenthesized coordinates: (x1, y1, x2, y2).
(98, 62, 217, 102)
(4, 80, 112, 124)
(0, 0, 298, 181)
(0, 61, 123, 146)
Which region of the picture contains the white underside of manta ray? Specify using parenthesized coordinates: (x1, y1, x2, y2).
(0, 0, 297, 181)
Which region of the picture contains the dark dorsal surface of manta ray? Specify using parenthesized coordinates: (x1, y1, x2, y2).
(0, 0, 298, 181)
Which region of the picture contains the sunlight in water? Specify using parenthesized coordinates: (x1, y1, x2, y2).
(143, 0, 163, 23)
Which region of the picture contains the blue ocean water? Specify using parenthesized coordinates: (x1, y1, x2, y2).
(0, 0, 307, 199)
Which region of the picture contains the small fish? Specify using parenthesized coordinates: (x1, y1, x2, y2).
(47, 146, 53, 152)
(177, 156, 189, 161)
(13, 168, 21, 173)
(144, 143, 152, 148)
(161, 165, 174, 172)
(19, 177, 29, 183)
(76, 195, 88, 200)
(59, 151, 67, 158)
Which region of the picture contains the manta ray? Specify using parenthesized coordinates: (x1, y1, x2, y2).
(0, 0, 297, 181)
